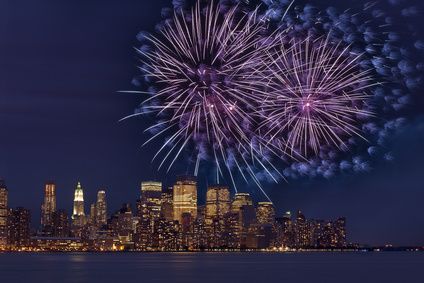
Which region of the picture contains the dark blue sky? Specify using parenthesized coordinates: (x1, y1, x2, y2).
(0, 0, 423, 246)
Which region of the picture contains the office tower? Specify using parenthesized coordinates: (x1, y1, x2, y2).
(41, 182, 56, 231)
(72, 182, 86, 231)
(173, 176, 197, 224)
(7, 207, 31, 248)
(256, 202, 276, 225)
(0, 180, 8, 249)
(141, 181, 162, 220)
(205, 185, 230, 225)
(96, 190, 107, 226)
(161, 187, 173, 221)
(52, 209, 69, 237)
(231, 193, 253, 213)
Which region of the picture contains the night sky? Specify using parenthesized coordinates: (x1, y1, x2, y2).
(0, 0, 423, 246)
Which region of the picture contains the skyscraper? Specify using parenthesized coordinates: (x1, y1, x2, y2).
(173, 176, 197, 224)
(205, 185, 230, 225)
(96, 190, 107, 226)
(256, 202, 276, 225)
(72, 182, 86, 230)
(0, 180, 8, 249)
(41, 182, 56, 231)
(141, 181, 162, 219)
(72, 182, 85, 217)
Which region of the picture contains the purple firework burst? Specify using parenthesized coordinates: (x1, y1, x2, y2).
(259, 35, 376, 157)
(133, 1, 282, 191)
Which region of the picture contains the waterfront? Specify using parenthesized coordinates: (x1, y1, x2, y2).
(0, 252, 423, 283)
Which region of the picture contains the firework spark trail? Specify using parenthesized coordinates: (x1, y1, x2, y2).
(259, 35, 376, 157)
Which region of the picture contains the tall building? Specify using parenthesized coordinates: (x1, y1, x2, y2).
(256, 202, 276, 225)
(41, 182, 56, 231)
(72, 182, 86, 230)
(96, 190, 107, 226)
(294, 210, 310, 248)
(72, 182, 85, 217)
(141, 181, 162, 219)
(205, 185, 230, 225)
(7, 207, 31, 248)
(0, 180, 8, 249)
(173, 176, 197, 224)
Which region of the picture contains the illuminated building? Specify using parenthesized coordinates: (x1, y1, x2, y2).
(72, 182, 85, 218)
(280, 211, 295, 248)
(205, 185, 230, 225)
(7, 207, 31, 248)
(231, 193, 253, 213)
(31, 237, 85, 251)
(173, 176, 197, 224)
(141, 181, 162, 220)
(96, 190, 107, 226)
(256, 202, 275, 225)
(71, 182, 86, 236)
(294, 210, 311, 248)
(41, 182, 56, 233)
(0, 180, 8, 249)
(204, 185, 230, 248)
(334, 217, 347, 247)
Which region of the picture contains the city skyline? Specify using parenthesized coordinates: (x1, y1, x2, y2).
(0, 0, 423, 248)
(0, 176, 352, 252)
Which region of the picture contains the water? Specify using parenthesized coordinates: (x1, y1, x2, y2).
(0, 252, 423, 283)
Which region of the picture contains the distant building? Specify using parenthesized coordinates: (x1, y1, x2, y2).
(7, 207, 31, 248)
(72, 182, 85, 218)
(173, 176, 197, 224)
(205, 185, 230, 225)
(256, 202, 275, 225)
(141, 181, 162, 220)
(71, 182, 86, 236)
(96, 190, 107, 226)
(0, 180, 8, 249)
(41, 182, 56, 234)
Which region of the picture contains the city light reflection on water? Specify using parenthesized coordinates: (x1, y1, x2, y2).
(0, 252, 423, 283)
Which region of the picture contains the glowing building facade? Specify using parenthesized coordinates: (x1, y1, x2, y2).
(205, 185, 230, 225)
(173, 176, 197, 224)
(41, 182, 56, 230)
(96, 190, 107, 226)
(256, 202, 276, 225)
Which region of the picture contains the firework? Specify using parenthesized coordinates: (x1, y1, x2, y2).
(259, 35, 376, 157)
(128, 0, 422, 190)
(259, 0, 422, 180)
(131, 1, 283, 193)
